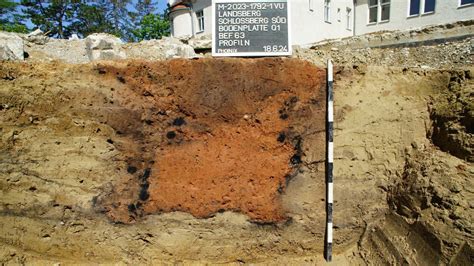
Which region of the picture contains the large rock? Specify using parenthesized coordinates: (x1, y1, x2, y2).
(124, 37, 197, 60)
(69, 34, 80, 40)
(24, 38, 89, 64)
(0, 45, 17, 60)
(0, 31, 24, 60)
(25, 29, 49, 45)
(160, 37, 196, 58)
(188, 34, 212, 50)
(85, 33, 126, 61)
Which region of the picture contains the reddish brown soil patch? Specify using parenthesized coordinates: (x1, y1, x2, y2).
(146, 115, 292, 221)
(93, 58, 326, 223)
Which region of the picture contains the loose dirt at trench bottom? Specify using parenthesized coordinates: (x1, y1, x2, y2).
(0, 57, 472, 265)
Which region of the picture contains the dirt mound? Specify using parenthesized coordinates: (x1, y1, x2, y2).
(429, 70, 473, 162)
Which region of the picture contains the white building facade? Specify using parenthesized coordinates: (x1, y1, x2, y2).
(169, 0, 214, 38)
(354, 0, 474, 35)
(292, 0, 355, 45)
(168, 0, 474, 46)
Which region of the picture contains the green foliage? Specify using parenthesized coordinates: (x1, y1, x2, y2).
(132, 13, 170, 41)
(0, 22, 29, 33)
(0, 0, 17, 13)
(95, 0, 135, 40)
(131, 0, 171, 41)
(20, 0, 80, 38)
(134, 0, 156, 21)
(70, 2, 113, 38)
(12, 0, 171, 41)
(0, 0, 28, 33)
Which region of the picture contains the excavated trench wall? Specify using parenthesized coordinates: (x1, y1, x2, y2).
(91, 58, 328, 224)
(2, 56, 471, 264)
(0, 58, 334, 263)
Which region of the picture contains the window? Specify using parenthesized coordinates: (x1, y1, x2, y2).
(424, 0, 435, 13)
(346, 8, 352, 30)
(381, 0, 390, 21)
(196, 10, 204, 32)
(368, 0, 390, 24)
(459, 0, 474, 6)
(408, 0, 436, 17)
(409, 0, 421, 16)
(324, 0, 331, 22)
(368, 0, 378, 23)
(324, 0, 331, 23)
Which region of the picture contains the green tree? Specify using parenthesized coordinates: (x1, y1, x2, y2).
(0, 0, 28, 33)
(135, 0, 156, 18)
(69, 2, 113, 38)
(18, 0, 170, 41)
(132, 13, 169, 41)
(21, 0, 80, 38)
(95, 0, 134, 40)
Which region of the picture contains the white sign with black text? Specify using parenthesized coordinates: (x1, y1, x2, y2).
(212, 0, 292, 57)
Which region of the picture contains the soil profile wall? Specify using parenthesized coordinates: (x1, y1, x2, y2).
(92, 58, 328, 224)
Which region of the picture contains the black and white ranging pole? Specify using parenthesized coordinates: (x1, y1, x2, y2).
(325, 59, 334, 262)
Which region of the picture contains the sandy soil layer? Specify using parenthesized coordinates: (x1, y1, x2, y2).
(0, 58, 472, 264)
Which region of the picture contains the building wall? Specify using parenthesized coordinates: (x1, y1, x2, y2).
(169, 0, 355, 44)
(291, 0, 354, 45)
(354, 0, 474, 35)
(192, 0, 213, 37)
(169, 0, 473, 45)
(171, 8, 194, 37)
